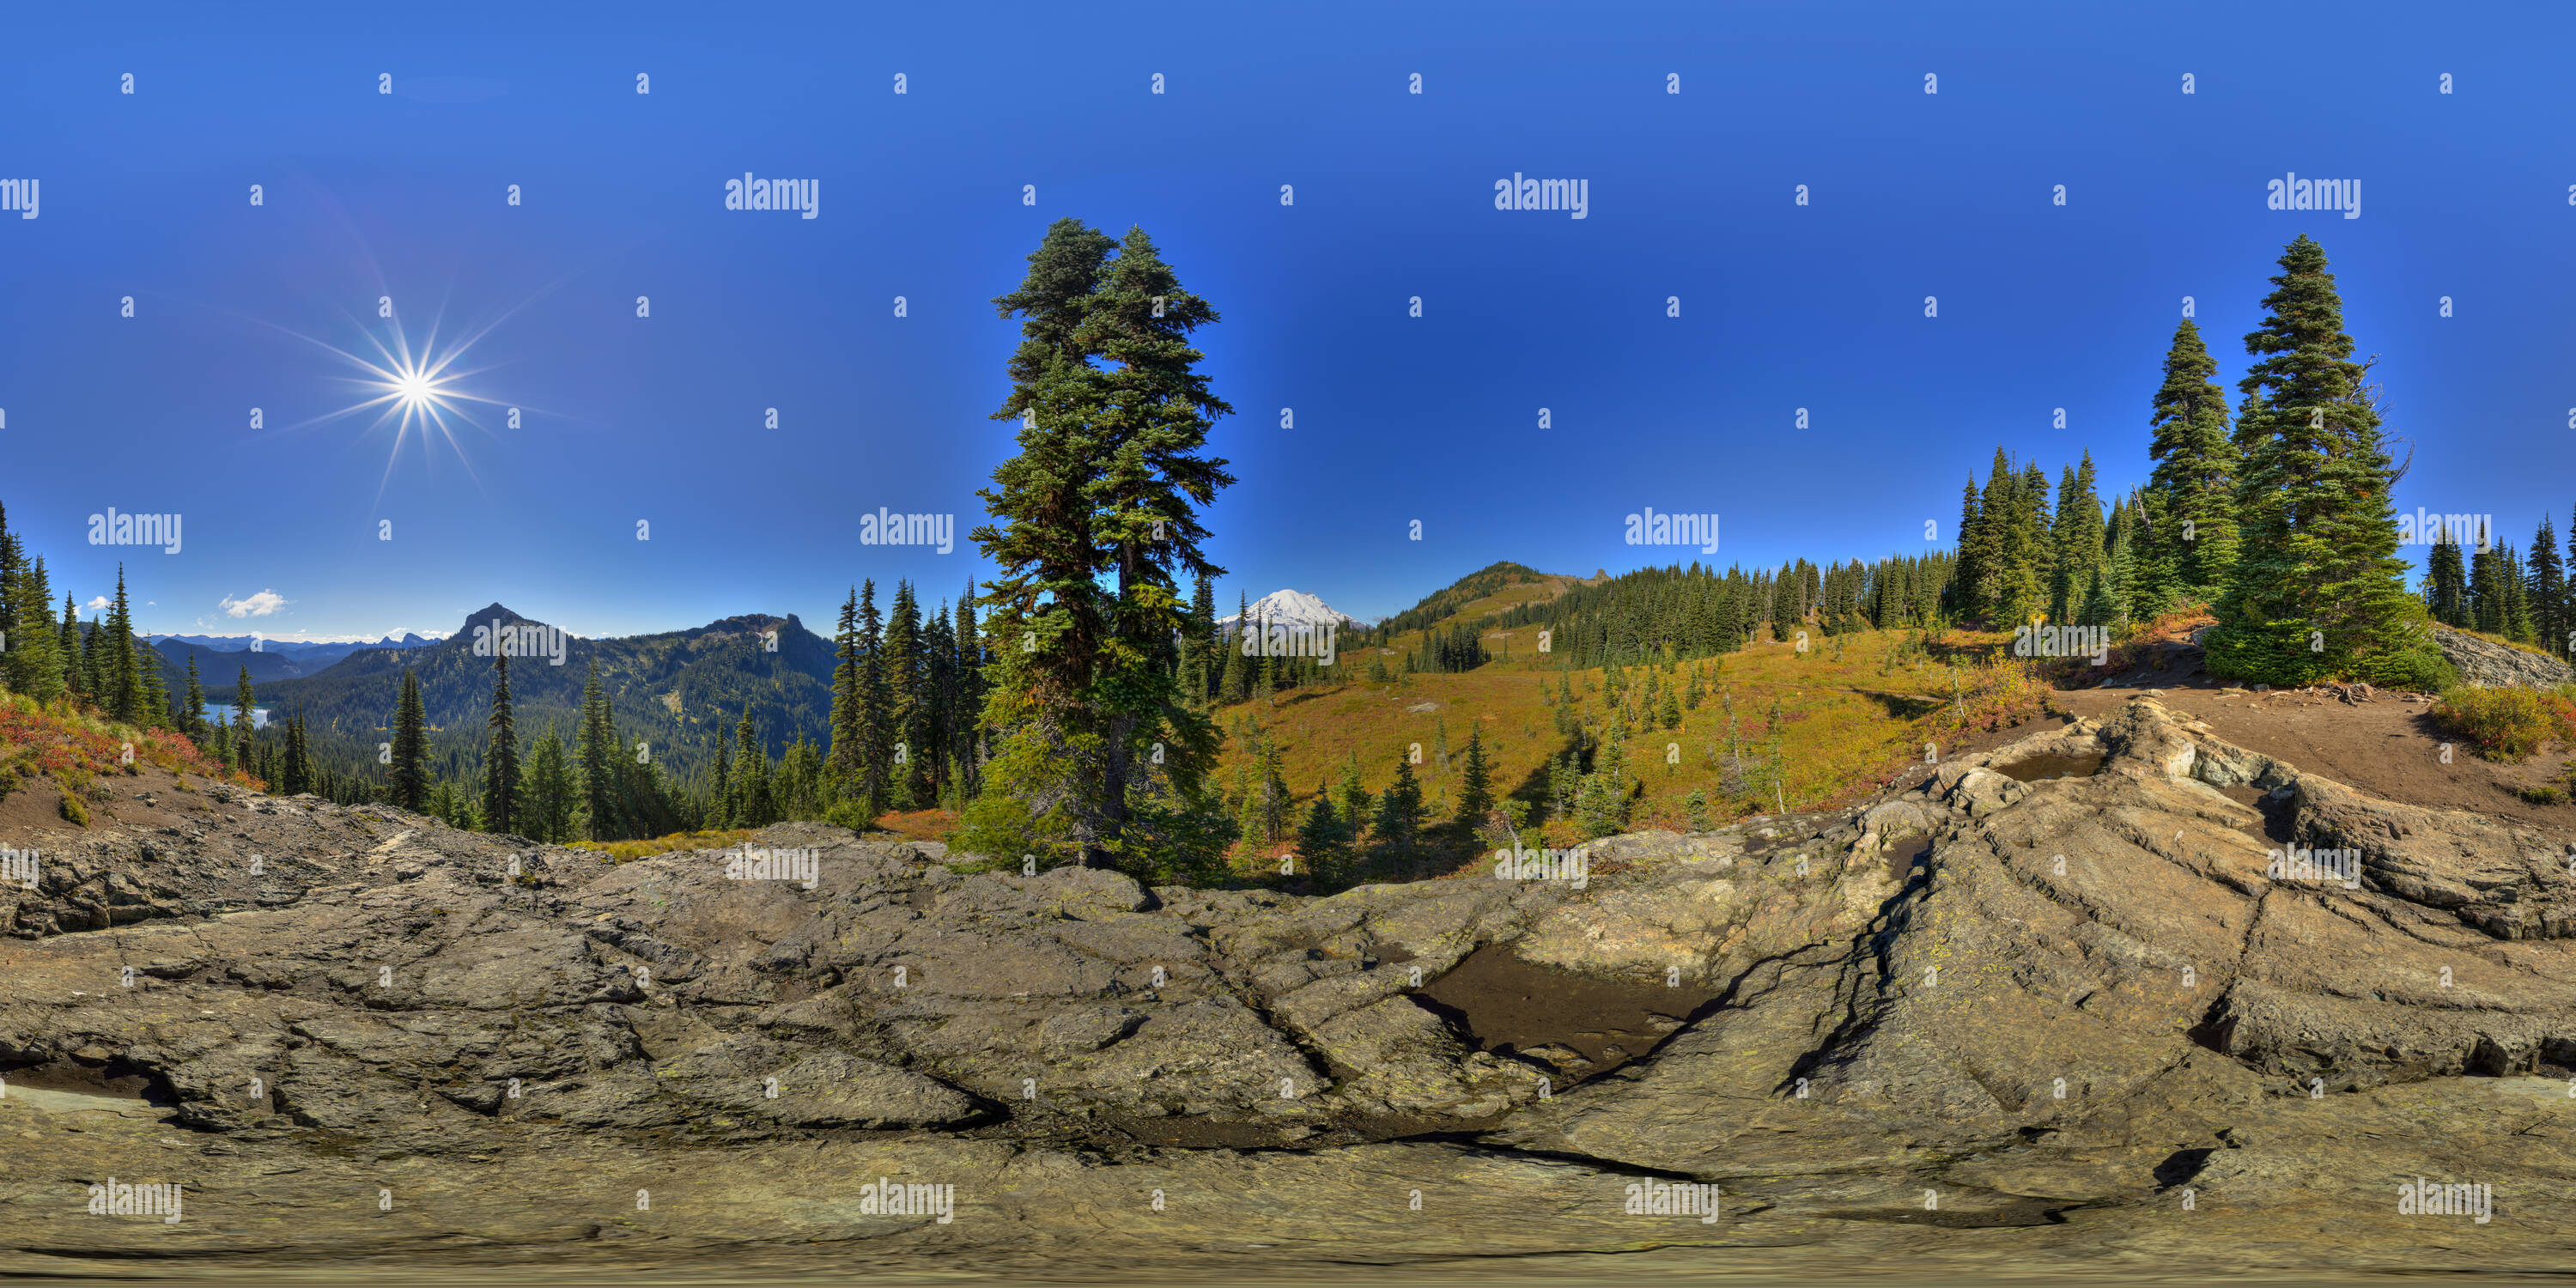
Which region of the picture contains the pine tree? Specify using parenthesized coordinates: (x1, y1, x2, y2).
(524, 722, 577, 844)
(233, 665, 257, 762)
(2530, 516, 2568, 658)
(1456, 726, 1494, 825)
(2146, 319, 2241, 596)
(2471, 538, 2506, 634)
(106, 566, 140, 723)
(387, 669, 428, 811)
(576, 659, 621, 840)
(827, 588, 866, 792)
(2051, 456, 2106, 623)
(2208, 236, 2440, 688)
(969, 220, 1234, 869)
(137, 641, 170, 730)
(2501, 544, 2537, 643)
(58, 593, 81, 699)
(2426, 525, 2470, 626)
(483, 652, 520, 835)
(885, 580, 931, 807)
(1295, 789, 1349, 883)
(182, 653, 206, 741)
(854, 580, 890, 812)
(8, 556, 62, 706)
(1336, 751, 1371, 848)
(1373, 752, 1424, 857)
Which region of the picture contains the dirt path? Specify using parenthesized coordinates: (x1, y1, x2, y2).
(2057, 683, 2576, 837)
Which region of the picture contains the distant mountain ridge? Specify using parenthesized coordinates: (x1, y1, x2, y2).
(182, 602, 837, 788)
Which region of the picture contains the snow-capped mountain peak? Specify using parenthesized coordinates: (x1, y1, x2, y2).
(1218, 589, 1358, 635)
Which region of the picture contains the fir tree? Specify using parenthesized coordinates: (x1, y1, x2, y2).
(107, 566, 140, 723)
(827, 588, 866, 792)
(854, 580, 890, 812)
(969, 220, 1234, 870)
(388, 668, 428, 811)
(1336, 751, 1371, 848)
(523, 722, 577, 844)
(1294, 790, 1349, 884)
(2208, 236, 2441, 688)
(1455, 726, 1494, 825)
(885, 580, 931, 807)
(2425, 525, 2470, 626)
(2146, 319, 2241, 596)
(483, 652, 520, 835)
(233, 665, 257, 761)
(2530, 515, 2568, 657)
(1373, 752, 1424, 857)
(182, 653, 206, 741)
(576, 659, 621, 840)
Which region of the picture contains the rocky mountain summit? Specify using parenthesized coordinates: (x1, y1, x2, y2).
(3, 697, 2572, 1278)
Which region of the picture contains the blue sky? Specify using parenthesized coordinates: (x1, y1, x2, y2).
(3, 1, 2571, 639)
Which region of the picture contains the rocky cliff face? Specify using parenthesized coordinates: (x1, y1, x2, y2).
(3, 697, 2572, 1277)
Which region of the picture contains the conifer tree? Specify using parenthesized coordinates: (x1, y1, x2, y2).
(854, 580, 890, 811)
(138, 641, 170, 730)
(2208, 236, 2441, 687)
(2147, 319, 2241, 596)
(58, 593, 81, 699)
(483, 652, 520, 835)
(576, 659, 621, 840)
(524, 722, 577, 844)
(2050, 458, 2107, 623)
(2530, 515, 2568, 657)
(107, 566, 140, 723)
(1336, 751, 1371, 848)
(885, 581, 933, 807)
(233, 665, 256, 760)
(1373, 752, 1424, 857)
(182, 653, 206, 741)
(827, 588, 865, 791)
(1295, 788, 1348, 883)
(9, 558, 62, 706)
(2501, 544, 2536, 642)
(1455, 726, 1494, 825)
(969, 220, 1234, 869)
(386, 669, 428, 811)
(2471, 539, 2506, 634)
(2425, 526, 2470, 626)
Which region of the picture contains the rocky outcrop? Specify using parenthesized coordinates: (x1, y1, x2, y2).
(3, 699, 2574, 1276)
(2435, 623, 2575, 689)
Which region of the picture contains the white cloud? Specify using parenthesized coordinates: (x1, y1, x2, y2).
(84, 595, 109, 613)
(222, 590, 289, 619)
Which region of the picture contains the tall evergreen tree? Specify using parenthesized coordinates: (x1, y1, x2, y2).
(233, 665, 257, 765)
(576, 659, 621, 839)
(7, 553, 62, 706)
(967, 220, 1234, 869)
(2425, 525, 2470, 627)
(388, 668, 430, 811)
(106, 566, 139, 723)
(2530, 515, 2568, 657)
(885, 580, 932, 807)
(182, 653, 206, 741)
(826, 587, 866, 793)
(854, 580, 890, 812)
(483, 652, 520, 835)
(1455, 726, 1494, 825)
(523, 722, 578, 844)
(2208, 236, 2441, 687)
(2146, 319, 2242, 597)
